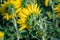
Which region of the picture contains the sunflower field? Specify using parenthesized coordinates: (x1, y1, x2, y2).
(0, 0, 60, 40)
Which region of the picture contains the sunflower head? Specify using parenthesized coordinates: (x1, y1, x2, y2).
(0, 0, 21, 20)
(2, 4, 16, 20)
(17, 4, 41, 31)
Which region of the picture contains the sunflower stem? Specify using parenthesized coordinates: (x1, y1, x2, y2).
(50, 0, 56, 24)
(11, 8, 19, 40)
(39, 17, 47, 40)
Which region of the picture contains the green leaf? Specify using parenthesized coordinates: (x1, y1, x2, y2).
(46, 12, 53, 19)
(56, 28, 60, 33)
(50, 36, 60, 40)
(19, 30, 28, 38)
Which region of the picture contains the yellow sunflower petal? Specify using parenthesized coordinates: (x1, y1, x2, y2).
(19, 24, 27, 31)
(18, 12, 27, 18)
(17, 18, 26, 24)
(22, 8, 30, 16)
(3, 13, 10, 20)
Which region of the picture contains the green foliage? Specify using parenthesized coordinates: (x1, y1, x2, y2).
(56, 28, 60, 33)
(5, 4, 15, 14)
(0, 0, 60, 40)
(22, 0, 35, 8)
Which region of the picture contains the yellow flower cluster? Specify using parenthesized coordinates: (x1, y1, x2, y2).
(54, 3, 60, 18)
(0, 0, 41, 30)
(17, 4, 41, 30)
(0, 31, 4, 38)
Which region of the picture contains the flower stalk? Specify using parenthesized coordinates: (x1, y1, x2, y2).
(11, 8, 19, 40)
(39, 17, 47, 40)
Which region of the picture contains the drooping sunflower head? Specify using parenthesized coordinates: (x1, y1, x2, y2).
(17, 4, 41, 30)
(0, 0, 22, 20)
(1, 4, 15, 20)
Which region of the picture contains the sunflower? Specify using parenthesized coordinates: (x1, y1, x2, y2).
(54, 4, 60, 18)
(0, 0, 22, 20)
(17, 4, 41, 31)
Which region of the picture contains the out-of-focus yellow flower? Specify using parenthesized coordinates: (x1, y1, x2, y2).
(1, 0, 21, 13)
(54, 4, 60, 18)
(45, 0, 49, 7)
(0, 0, 22, 20)
(18, 4, 41, 31)
(54, 4, 60, 12)
(0, 31, 4, 38)
(4, 0, 21, 9)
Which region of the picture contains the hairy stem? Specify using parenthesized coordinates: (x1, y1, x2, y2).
(11, 8, 19, 40)
(39, 17, 47, 40)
